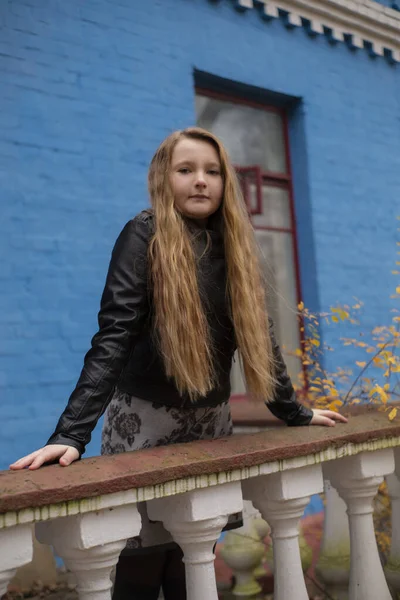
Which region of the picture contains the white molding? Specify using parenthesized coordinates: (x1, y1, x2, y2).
(237, 0, 400, 62)
(1, 435, 400, 530)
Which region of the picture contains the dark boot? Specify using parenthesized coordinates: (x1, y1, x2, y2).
(112, 552, 166, 600)
(162, 547, 187, 600)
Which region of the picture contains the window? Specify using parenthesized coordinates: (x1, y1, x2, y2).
(196, 90, 302, 397)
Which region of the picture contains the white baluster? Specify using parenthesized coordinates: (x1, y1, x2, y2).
(327, 449, 394, 600)
(36, 503, 142, 600)
(147, 481, 243, 600)
(243, 464, 323, 600)
(385, 448, 400, 596)
(0, 524, 33, 597)
(316, 479, 350, 599)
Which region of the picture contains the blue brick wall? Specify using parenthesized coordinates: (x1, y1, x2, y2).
(1, 0, 399, 470)
(373, 0, 398, 8)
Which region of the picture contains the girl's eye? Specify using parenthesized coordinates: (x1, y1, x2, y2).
(208, 170, 221, 176)
(178, 168, 191, 174)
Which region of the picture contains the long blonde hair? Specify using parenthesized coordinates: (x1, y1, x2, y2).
(148, 127, 276, 402)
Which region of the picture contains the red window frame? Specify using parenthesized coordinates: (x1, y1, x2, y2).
(196, 87, 307, 401)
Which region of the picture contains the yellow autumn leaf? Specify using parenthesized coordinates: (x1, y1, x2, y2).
(388, 408, 398, 421)
(374, 385, 388, 404)
(329, 388, 339, 397)
(328, 399, 343, 410)
(331, 316, 339, 323)
(396, 286, 400, 295)
(298, 301, 304, 311)
(311, 339, 320, 347)
(356, 361, 366, 368)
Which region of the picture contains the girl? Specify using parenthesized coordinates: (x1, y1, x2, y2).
(11, 127, 346, 599)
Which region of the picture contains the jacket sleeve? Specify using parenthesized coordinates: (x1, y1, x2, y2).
(46, 217, 151, 455)
(266, 318, 313, 426)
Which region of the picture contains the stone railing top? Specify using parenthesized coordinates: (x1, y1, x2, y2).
(231, 399, 400, 427)
(1, 412, 400, 519)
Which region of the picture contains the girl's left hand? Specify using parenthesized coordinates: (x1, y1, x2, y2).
(310, 409, 348, 427)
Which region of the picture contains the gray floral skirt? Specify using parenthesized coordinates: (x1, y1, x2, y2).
(101, 388, 241, 555)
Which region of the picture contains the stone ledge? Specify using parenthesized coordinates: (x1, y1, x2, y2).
(231, 398, 284, 427)
(3, 434, 400, 529)
(231, 399, 400, 427)
(1, 412, 400, 518)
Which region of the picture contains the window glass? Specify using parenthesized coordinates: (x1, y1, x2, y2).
(250, 183, 292, 230)
(256, 229, 301, 384)
(196, 96, 287, 173)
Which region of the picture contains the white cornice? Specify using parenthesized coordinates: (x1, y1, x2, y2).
(237, 0, 400, 63)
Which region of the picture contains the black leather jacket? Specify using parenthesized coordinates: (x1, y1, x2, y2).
(47, 210, 313, 456)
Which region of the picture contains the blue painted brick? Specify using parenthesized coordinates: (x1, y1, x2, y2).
(1, 0, 399, 471)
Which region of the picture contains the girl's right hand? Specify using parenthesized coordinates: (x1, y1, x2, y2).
(10, 444, 80, 470)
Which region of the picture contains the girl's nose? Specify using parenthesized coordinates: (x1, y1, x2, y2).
(194, 171, 207, 187)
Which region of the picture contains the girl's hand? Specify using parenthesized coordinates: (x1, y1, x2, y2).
(310, 409, 348, 427)
(10, 444, 80, 470)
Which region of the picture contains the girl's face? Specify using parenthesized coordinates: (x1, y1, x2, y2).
(170, 138, 223, 225)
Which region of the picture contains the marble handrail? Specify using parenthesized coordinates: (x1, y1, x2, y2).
(1, 412, 399, 600)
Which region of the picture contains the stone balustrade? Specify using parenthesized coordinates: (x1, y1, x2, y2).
(1, 412, 400, 600)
